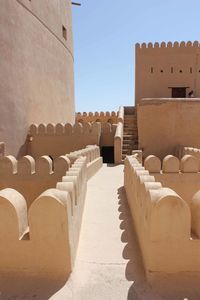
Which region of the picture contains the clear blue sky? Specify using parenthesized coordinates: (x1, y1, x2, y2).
(72, 0, 200, 112)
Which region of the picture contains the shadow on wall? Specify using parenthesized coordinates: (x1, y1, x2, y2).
(117, 186, 149, 300)
(0, 278, 67, 300)
(118, 186, 200, 300)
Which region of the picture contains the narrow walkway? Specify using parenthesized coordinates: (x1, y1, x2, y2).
(51, 164, 148, 300)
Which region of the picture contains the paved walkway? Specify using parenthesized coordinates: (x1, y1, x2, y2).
(51, 164, 146, 300)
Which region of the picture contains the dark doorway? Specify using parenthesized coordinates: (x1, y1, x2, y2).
(101, 147, 114, 163)
(171, 87, 187, 98)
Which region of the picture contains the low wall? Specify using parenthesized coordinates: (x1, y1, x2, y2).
(0, 146, 102, 208)
(124, 155, 200, 277)
(0, 155, 70, 208)
(66, 145, 103, 179)
(28, 122, 101, 159)
(138, 99, 200, 159)
(144, 154, 200, 207)
(76, 111, 118, 124)
(0, 156, 87, 280)
(175, 145, 200, 160)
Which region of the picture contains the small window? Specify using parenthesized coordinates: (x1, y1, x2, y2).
(160, 69, 163, 73)
(62, 26, 67, 40)
(190, 67, 193, 74)
(179, 70, 183, 73)
(150, 67, 153, 74)
(171, 67, 173, 74)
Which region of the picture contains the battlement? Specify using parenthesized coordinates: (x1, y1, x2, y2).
(0, 146, 102, 208)
(66, 145, 103, 179)
(0, 155, 70, 208)
(124, 155, 200, 277)
(136, 40, 200, 51)
(176, 145, 200, 160)
(29, 122, 100, 136)
(28, 122, 101, 159)
(0, 156, 87, 280)
(144, 154, 200, 173)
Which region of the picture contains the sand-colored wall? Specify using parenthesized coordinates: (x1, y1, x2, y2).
(0, 155, 70, 208)
(0, 146, 102, 210)
(144, 154, 200, 208)
(100, 123, 116, 147)
(0, 0, 75, 157)
(76, 111, 118, 124)
(124, 155, 200, 277)
(0, 156, 87, 280)
(66, 145, 103, 179)
(138, 99, 200, 159)
(135, 41, 200, 105)
(28, 123, 101, 159)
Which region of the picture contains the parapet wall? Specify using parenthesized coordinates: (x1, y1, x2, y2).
(144, 154, 200, 208)
(136, 41, 200, 51)
(0, 155, 70, 208)
(124, 155, 200, 276)
(175, 145, 200, 160)
(0, 145, 102, 208)
(138, 99, 200, 158)
(76, 111, 118, 124)
(28, 122, 101, 159)
(0, 156, 87, 280)
(66, 145, 103, 179)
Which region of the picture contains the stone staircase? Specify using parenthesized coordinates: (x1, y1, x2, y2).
(122, 106, 138, 161)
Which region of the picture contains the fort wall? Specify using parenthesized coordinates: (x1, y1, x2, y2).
(0, 156, 87, 280)
(0, 155, 70, 208)
(138, 99, 200, 158)
(0, 0, 75, 157)
(124, 155, 200, 277)
(76, 111, 118, 124)
(135, 41, 200, 104)
(28, 122, 101, 159)
(0, 145, 102, 208)
(144, 154, 200, 208)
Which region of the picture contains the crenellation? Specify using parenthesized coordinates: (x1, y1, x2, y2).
(35, 156, 53, 175)
(47, 123, 56, 135)
(136, 40, 200, 51)
(0, 188, 28, 239)
(18, 156, 35, 175)
(73, 122, 83, 134)
(76, 110, 118, 124)
(124, 155, 200, 275)
(38, 123, 47, 134)
(29, 124, 38, 136)
(0, 155, 88, 280)
(144, 155, 161, 173)
(180, 155, 199, 173)
(0, 156, 17, 175)
(162, 155, 180, 173)
(54, 156, 70, 174)
(28, 122, 101, 159)
(64, 123, 73, 135)
(55, 123, 65, 135)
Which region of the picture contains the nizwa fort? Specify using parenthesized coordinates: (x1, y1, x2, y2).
(1, 1, 200, 299)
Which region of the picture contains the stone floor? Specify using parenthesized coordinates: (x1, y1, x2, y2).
(1, 164, 200, 299)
